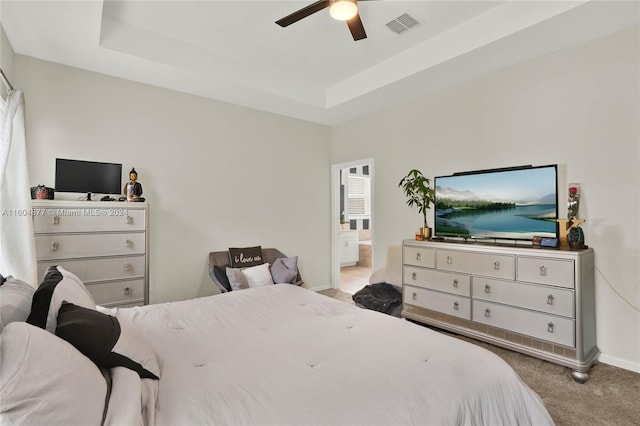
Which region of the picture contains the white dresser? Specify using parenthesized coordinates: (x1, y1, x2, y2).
(402, 239, 597, 382)
(32, 200, 149, 308)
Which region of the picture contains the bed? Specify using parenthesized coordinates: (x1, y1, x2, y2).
(0, 267, 554, 425)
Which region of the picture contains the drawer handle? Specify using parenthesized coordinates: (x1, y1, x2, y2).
(125, 239, 133, 248)
(453, 279, 458, 288)
(51, 241, 59, 251)
(126, 215, 133, 225)
(547, 295, 554, 305)
(412, 292, 417, 301)
(416, 252, 421, 261)
(540, 265, 548, 276)
(547, 322, 554, 333)
(411, 272, 417, 280)
(124, 263, 132, 272)
(484, 308, 491, 318)
(453, 301, 459, 310)
(447, 255, 452, 265)
(484, 284, 491, 293)
(52, 215, 59, 225)
(124, 287, 131, 296)
(493, 261, 500, 270)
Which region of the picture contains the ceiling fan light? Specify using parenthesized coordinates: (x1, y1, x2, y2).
(329, 0, 358, 21)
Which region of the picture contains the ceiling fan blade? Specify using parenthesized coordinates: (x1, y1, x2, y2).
(346, 13, 367, 41)
(276, 0, 330, 27)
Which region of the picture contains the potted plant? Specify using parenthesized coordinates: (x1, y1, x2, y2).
(398, 169, 436, 239)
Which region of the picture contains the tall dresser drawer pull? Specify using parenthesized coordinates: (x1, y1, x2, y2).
(484, 284, 491, 293)
(52, 216, 60, 225)
(124, 263, 132, 272)
(547, 322, 554, 333)
(540, 265, 548, 276)
(125, 239, 133, 248)
(547, 295, 554, 305)
(412, 292, 417, 301)
(411, 272, 417, 280)
(416, 252, 421, 261)
(124, 287, 131, 296)
(447, 255, 452, 265)
(452, 279, 459, 288)
(493, 261, 500, 270)
(453, 302, 459, 310)
(126, 215, 133, 224)
(484, 308, 491, 318)
(51, 242, 59, 251)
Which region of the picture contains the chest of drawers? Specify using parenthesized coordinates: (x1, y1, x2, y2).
(32, 200, 149, 308)
(402, 239, 597, 382)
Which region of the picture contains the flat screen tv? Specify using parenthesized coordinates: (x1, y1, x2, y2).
(55, 158, 122, 200)
(434, 164, 558, 242)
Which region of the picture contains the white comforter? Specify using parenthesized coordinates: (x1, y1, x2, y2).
(107, 284, 553, 425)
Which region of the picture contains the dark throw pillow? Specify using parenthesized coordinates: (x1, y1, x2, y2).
(27, 266, 96, 333)
(213, 265, 232, 292)
(228, 246, 264, 268)
(55, 302, 159, 380)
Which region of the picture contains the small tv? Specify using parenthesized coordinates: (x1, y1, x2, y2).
(434, 164, 558, 242)
(55, 158, 122, 200)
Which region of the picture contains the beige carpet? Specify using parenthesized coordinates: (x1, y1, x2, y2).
(318, 289, 640, 426)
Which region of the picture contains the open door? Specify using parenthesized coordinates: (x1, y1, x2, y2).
(331, 159, 374, 293)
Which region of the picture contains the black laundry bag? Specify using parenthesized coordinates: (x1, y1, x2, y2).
(352, 283, 402, 316)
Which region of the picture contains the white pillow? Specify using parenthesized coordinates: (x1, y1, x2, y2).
(0, 322, 107, 425)
(0, 276, 35, 332)
(226, 267, 249, 291)
(243, 263, 274, 287)
(27, 265, 96, 333)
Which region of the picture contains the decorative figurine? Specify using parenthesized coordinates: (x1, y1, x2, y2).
(557, 183, 586, 248)
(124, 168, 143, 201)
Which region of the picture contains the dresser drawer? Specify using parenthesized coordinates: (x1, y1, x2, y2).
(472, 300, 575, 347)
(517, 256, 574, 289)
(35, 233, 146, 260)
(404, 286, 471, 320)
(472, 277, 574, 317)
(403, 266, 470, 296)
(403, 246, 435, 268)
(87, 279, 145, 306)
(33, 208, 145, 233)
(436, 250, 515, 279)
(37, 255, 146, 283)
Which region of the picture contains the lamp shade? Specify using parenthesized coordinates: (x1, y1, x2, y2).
(329, 0, 358, 21)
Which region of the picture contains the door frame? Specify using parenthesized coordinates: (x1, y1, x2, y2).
(330, 158, 375, 290)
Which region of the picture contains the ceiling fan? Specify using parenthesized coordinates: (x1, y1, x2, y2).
(276, 0, 370, 41)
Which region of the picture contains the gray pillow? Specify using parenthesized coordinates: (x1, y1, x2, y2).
(0, 276, 35, 332)
(270, 256, 298, 284)
(225, 267, 249, 291)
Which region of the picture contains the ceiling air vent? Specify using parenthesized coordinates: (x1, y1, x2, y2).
(386, 13, 419, 35)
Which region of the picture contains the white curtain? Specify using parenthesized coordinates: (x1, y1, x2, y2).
(0, 89, 37, 286)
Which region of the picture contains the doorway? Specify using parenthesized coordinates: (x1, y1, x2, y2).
(331, 159, 374, 293)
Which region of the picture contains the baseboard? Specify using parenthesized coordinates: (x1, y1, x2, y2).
(598, 353, 640, 373)
(308, 285, 331, 292)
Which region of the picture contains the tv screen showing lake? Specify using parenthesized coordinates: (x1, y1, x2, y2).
(434, 166, 558, 240)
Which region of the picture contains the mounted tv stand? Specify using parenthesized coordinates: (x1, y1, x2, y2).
(401, 239, 598, 382)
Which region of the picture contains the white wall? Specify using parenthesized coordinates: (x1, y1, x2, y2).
(331, 25, 640, 371)
(15, 55, 331, 303)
